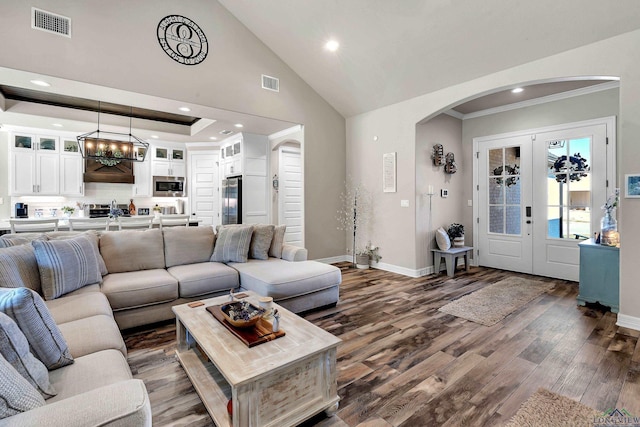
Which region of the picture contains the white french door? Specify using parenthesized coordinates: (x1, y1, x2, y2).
(188, 151, 219, 226)
(278, 146, 304, 247)
(478, 135, 533, 273)
(475, 118, 614, 281)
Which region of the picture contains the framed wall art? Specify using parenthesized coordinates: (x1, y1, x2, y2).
(383, 152, 397, 193)
(625, 174, 640, 198)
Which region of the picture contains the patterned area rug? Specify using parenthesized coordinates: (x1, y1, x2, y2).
(438, 276, 555, 326)
(505, 388, 600, 427)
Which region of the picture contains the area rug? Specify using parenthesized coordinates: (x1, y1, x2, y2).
(438, 276, 554, 326)
(505, 388, 600, 427)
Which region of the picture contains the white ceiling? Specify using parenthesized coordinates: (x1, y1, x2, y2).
(220, 0, 640, 117)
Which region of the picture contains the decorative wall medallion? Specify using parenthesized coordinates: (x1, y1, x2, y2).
(157, 15, 208, 65)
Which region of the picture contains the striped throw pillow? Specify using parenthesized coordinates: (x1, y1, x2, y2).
(269, 225, 287, 258)
(0, 312, 56, 399)
(0, 287, 73, 370)
(0, 352, 45, 418)
(211, 225, 254, 263)
(0, 245, 42, 293)
(32, 236, 103, 300)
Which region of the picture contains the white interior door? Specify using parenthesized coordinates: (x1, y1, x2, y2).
(531, 123, 609, 280)
(189, 152, 219, 226)
(475, 118, 614, 281)
(278, 146, 304, 247)
(477, 135, 533, 273)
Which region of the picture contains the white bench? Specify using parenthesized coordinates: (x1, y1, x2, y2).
(432, 246, 473, 277)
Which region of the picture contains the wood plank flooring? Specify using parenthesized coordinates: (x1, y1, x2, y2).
(123, 264, 640, 426)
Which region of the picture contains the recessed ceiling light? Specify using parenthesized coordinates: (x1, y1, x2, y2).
(209, 136, 217, 140)
(150, 135, 159, 139)
(325, 40, 339, 52)
(178, 107, 191, 112)
(52, 123, 63, 127)
(30, 79, 51, 87)
(511, 87, 524, 94)
(234, 123, 243, 128)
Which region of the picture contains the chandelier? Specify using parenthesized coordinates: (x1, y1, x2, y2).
(77, 103, 149, 164)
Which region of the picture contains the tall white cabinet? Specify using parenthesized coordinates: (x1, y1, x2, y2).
(10, 133, 61, 195)
(220, 133, 269, 224)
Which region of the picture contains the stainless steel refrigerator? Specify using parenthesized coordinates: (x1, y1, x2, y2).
(221, 177, 242, 225)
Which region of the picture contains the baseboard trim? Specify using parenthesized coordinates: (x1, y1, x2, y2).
(616, 313, 640, 332)
(314, 255, 434, 278)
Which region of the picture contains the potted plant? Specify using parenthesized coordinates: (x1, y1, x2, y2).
(447, 223, 465, 247)
(61, 206, 75, 218)
(355, 249, 370, 269)
(337, 179, 372, 268)
(153, 204, 162, 219)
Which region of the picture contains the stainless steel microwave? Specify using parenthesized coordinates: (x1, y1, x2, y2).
(153, 176, 185, 197)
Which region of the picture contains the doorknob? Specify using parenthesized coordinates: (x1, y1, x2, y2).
(526, 220, 532, 224)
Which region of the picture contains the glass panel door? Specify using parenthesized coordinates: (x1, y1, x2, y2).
(488, 146, 522, 235)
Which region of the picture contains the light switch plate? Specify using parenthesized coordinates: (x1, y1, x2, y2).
(400, 199, 409, 207)
(467, 199, 472, 207)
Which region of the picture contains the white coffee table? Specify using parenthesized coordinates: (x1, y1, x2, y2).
(173, 292, 341, 427)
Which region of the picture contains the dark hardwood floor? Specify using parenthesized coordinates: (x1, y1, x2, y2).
(123, 264, 640, 426)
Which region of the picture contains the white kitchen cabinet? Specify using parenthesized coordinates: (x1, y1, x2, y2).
(60, 138, 84, 197)
(133, 160, 152, 197)
(152, 145, 185, 177)
(219, 132, 269, 224)
(9, 133, 61, 195)
(60, 155, 84, 196)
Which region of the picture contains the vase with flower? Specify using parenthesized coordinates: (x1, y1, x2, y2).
(600, 188, 619, 246)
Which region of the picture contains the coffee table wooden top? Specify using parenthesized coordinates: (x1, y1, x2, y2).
(172, 292, 341, 387)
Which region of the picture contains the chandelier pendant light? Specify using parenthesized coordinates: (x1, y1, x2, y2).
(77, 103, 149, 164)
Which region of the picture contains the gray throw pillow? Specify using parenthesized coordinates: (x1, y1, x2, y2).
(46, 231, 108, 276)
(0, 287, 73, 370)
(0, 245, 42, 293)
(249, 224, 275, 260)
(0, 312, 56, 399)
(32, 236, 103, 300)
(0, 233, 47, 248)
(211, 225, 254, 263)
(0, 352, 45, 418)
(269, 225, 287, 258)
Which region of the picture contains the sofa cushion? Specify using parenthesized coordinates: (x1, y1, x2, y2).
(0, 244, 41, 293)
(0, 287, 73, 370)
(100, 229, 166, 273)
(45, 291, 113, 324)
(57, 314, 127, 358)
(47, 349, 131, 404)
(269, 225, 286, 258)
(0, 352, 45, 418)
(101, 269, 178, 311)
(250, 224, 275, 260)
(32, 236, 103, 300)
(163, 226, 215, 268)
(211, 225, 254, 263)
(0, 312, 56, 399)
(46, 231, 108, 276)
(168, 262, 239, 298)
(230, 259, 342, 300)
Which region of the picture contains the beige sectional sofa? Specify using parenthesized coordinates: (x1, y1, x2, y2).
(0, 224, 341, 426)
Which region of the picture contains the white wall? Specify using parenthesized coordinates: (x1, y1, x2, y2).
(346, 29, 640, 324)
(0, 0, 346, 259)
(0, 132, 9, 218)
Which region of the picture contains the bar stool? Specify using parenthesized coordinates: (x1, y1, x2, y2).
(68, 217, 110, 231)
(9, 218, 59, 233)
(117, 216, 153, 230)
(159, 214, 191, 229)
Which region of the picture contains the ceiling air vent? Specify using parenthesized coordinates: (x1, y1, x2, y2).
(261, 75, 279, 92)
(219, 130, 233, 135)
(32, 7, 71, 38)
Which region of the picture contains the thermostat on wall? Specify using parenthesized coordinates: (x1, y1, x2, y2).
(441, 189, 449, 198)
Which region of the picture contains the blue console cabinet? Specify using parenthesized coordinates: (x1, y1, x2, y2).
(577, 239, 619, 313)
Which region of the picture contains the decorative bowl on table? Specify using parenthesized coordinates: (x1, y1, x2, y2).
(220, 301, 266, 328)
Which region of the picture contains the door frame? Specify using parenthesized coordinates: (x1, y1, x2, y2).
(473, 116, 616, 271)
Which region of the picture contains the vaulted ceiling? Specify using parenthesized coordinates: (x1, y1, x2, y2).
(220, 0, 640, 117)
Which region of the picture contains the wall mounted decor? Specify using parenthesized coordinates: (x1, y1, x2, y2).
(431, 144, 444, 166)
(444, 152, 457, 174)
(383, 152, 397, 193)
(625, 174, 640, 198)
(157, 15, 208, 65)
